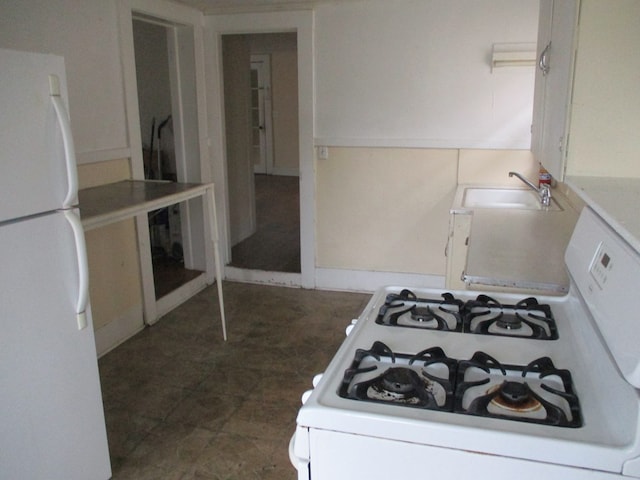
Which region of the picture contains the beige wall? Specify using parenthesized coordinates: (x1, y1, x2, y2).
(316, 147, 537, 276)
(458, 150, 537, 185)
(316, 148, 458, 274)
(77, 159, 142, 333)
(566, 0, 640, 178)
(270, 48, 299, 173)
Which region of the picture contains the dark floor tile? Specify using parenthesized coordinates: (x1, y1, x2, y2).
(100, 281, 369, 480)
(190, 431, 295, 480)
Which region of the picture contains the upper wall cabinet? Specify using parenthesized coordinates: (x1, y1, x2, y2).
(531, 0, 579, 181)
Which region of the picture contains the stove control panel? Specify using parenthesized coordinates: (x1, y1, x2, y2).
(566, 207, 640, 388)
(589, 242, 613, 289)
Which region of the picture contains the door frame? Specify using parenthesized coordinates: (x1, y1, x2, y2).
(117, 0, 215, 324)
(250, 54, 274, 175)
(206, 11, 315, 288)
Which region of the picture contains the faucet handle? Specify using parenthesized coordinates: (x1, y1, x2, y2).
(539, 183, 552, 206)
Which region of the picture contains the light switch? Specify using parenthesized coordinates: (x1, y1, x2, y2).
(318, 146, 329, 159)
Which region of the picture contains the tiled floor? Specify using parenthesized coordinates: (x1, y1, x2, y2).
(99, 281, 369, 479)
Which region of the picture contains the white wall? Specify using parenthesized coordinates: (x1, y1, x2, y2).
(0, 0, 128, 163)
(314, 0, 539, 149)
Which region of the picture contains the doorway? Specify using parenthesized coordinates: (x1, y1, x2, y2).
(132, 17, 206, 301)
(221, 33, 301, 274)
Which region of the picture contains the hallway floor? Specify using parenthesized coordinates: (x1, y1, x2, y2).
(99, 281, 369, 479)
(230, 174, 300, 273)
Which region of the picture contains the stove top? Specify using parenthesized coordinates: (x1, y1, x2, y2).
(455, 351, 580, 427)
(297, 283, 640, 473)
(376, 289, 558, 340)
(338, 340, 581, 427)
(339, 341, 456, 411)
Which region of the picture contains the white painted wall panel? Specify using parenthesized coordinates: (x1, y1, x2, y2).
(314, 0, 539, 149)
(0, 0, 128, 160)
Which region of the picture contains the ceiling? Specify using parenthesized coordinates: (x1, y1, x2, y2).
(170, 0, 353, 15)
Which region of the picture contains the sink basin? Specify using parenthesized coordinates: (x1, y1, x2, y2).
(462, 187, 561, 211)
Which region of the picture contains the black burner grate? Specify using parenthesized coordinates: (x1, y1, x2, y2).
(455, 352, 582, 427)
(374, 290, 559, 340)
(338, 343, 582, 428)
(375, 289, 464, 332)
(339, 341, 456, 411)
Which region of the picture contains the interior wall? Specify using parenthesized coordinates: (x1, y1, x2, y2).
(316, 148, 459, 274)
(0, 0, 128, 161)
(312, 0, 539, 280)
(77, 159, 143, 354)
(314, 0, 539, 149)
(316, 147, 537, 277)
(248, 33, 299, 175)
(565, 0, 640, 178)
(457, 150, 537, 185)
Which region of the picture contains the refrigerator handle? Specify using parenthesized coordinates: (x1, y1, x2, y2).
(63, 209, 89, 330)
(49, 75, 78, 209)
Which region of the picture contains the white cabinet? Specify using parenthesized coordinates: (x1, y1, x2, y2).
(445, 211, 472, 290)
(531, 0, 579, 181)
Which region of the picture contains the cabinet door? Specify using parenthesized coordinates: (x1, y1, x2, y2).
(531, 0, 579, 181)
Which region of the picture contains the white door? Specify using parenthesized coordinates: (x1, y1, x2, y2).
(0, 211, 111, 480)
(251, 55, 274, 175)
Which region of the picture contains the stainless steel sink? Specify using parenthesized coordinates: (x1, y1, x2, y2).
(462, 187, 562, 211)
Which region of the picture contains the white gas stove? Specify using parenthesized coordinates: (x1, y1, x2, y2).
(290, 207, 640, 479)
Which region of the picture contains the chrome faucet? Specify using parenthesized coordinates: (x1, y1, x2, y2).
(508, 171, 552, 207)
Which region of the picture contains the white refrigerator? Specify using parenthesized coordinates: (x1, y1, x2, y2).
(0, 48, 111, 479)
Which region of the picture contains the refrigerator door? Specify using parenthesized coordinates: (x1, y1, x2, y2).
(0, 211, 111, 480)
(0, 48, 77, 222)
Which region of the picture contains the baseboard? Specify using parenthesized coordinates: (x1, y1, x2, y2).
(94, 304, 144, 357)
(154, 273, 208, 320)
(271, 166, 299, 177)
(224, 266, 444, 292)
(225, 266, 302, 287)
(314, 268, 445, 293)
(253, 166, 299, 177)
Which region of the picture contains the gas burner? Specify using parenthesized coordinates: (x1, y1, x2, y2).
(376, 289, 464, 332)
(488, 381, 542, 413)
(464, 295, 558, 340)
(339, 341, 456, 411)
(455, 352, 581, 427)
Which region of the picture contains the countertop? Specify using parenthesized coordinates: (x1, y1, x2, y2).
(452, 186, 580, 293)
(78, 180, 211, 231)
(566, 176, 640, 255)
